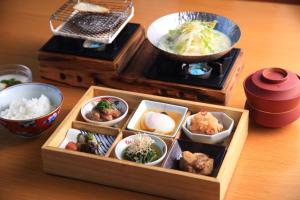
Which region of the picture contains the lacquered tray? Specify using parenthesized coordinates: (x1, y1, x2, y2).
(42, 86, 248, 200)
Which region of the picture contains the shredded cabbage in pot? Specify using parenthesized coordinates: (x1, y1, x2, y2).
(158, 20, 231, 56)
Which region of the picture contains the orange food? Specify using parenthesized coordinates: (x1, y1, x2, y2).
(189, 112, 223, 135)
(65, 142, 78, 151)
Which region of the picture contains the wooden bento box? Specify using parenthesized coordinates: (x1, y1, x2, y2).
(42, 86, 249, 200)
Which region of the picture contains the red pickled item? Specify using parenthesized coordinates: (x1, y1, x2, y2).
(66, 142, 78, 151)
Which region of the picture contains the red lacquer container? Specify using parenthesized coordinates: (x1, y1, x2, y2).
(244, 67, 300, 127)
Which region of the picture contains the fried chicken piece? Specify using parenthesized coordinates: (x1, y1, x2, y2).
(189, 112, 223, 135)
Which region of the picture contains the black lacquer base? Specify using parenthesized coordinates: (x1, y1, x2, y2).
(40, 23, 140, 61)
(162, 140, 226, 177)
(145, 48, 241, 89)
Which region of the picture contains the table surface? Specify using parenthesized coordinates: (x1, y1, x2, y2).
(0, 0, 300, 200)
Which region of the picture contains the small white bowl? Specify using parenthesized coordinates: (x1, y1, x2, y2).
(182, 112, 234, 144)
(127, 100, 188, 138)
(115, 134, 167, 166)
(81, 96, 128, 127)
(0, 64, 32, 91)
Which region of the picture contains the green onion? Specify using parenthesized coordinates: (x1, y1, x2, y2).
(96, 100, 113, 112)
(1, 78, 22, 87)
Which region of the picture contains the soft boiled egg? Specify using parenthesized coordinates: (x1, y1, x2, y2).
(140, 111, 175, 134)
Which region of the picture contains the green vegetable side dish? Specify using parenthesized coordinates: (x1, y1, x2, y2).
(122, 134, 161, 164)
(158, 20, 231, 56)
(96, 100, 113, 112)
(1, 78, 22, 88)
(123, 144, 160, 164)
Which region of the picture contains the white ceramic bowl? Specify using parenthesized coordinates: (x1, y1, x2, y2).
(182, 112, 234, 144)
(115, 134, 167, 166)
(127, 100, 188, 138)
(0, 64, 32, 91)
(81, 96, 128, 127)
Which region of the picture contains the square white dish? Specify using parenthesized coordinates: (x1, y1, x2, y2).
(127, 100, 188, 138)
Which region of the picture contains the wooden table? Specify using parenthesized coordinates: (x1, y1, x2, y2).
(0, 0, 299, 199)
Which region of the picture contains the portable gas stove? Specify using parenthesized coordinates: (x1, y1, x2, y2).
(116, 40, 243, 104)
(146, 49, 241, 90)
(38, 0, 244, 105)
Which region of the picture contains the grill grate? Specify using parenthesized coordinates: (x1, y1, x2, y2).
(50, 0, 134, 44)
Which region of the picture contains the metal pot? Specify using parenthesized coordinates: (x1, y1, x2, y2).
(147, 12, 241, 63)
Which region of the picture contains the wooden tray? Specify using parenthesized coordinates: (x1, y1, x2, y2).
(42, 86, 249, 200)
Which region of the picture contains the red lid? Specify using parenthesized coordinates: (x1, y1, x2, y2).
(245, 67, 300, 100)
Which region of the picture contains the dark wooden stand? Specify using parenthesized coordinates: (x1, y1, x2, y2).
(38, 24, 145, 87)
(116, 41, 244, 105)
(38, 24, 244, 105)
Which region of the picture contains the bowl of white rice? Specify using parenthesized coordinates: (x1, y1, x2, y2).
(0, 83, 63, 137)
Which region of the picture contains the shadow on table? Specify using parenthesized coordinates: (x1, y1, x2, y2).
(248, 118, 300, 137)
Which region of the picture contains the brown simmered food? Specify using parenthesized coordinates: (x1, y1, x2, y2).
(189, 112, 223, 135)
(179, 151, 214, 175)
(86, 99, 121, 122)
(65, 133, 100, 154)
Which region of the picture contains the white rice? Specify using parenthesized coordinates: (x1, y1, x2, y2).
(0, 94, 54, 120)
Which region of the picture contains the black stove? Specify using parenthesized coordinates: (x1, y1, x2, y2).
(145, 48, 241, 89)
(40, 23, 140, 61)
